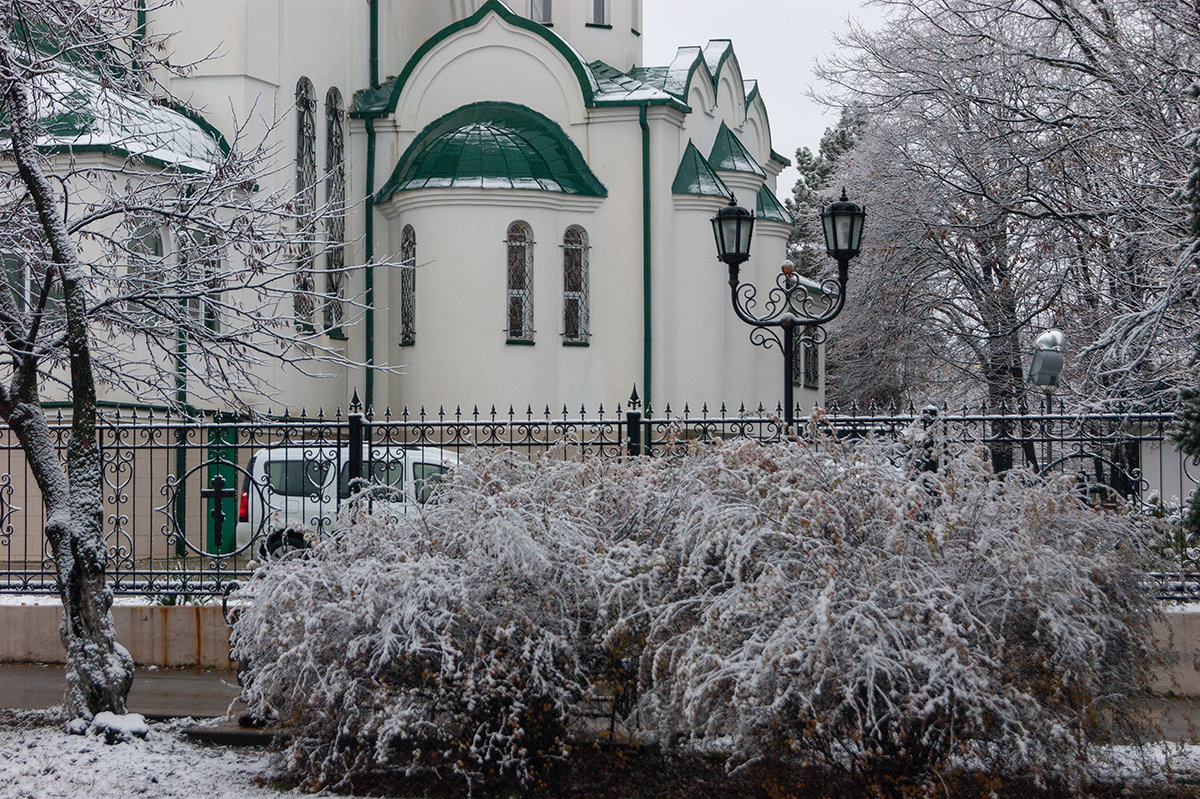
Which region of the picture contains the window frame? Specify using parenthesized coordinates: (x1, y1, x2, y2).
(294, 76, 318, 331)
(561, 225, 590, 345)
(506, 222, 535, 344)
(400, 225, 416, 346)
(587, 0, 610, 26)
(529, 0, 552, 24)
(323, 86, 347, 338)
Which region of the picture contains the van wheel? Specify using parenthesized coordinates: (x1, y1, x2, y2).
(261, 529, 309, 559)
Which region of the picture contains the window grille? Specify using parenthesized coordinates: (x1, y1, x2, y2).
(562, 226, 589, 343)
(506, 222, 534, 342)
(324, 87, 346, 335)
(294, 77, 317, 330)
(803, 327, 820, 389)
(400, 225, 416, 346)
(530, 0, 551, 24)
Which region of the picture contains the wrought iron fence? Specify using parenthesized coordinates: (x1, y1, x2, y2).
(0, 401, 1195, 599)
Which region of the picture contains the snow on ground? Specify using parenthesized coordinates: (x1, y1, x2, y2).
(0, 712, 370, 799)
(2, 708, 1200, 797)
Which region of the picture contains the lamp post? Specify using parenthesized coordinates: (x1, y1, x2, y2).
(711, 189, 865, 429)
(1029, 328, 1065, 470)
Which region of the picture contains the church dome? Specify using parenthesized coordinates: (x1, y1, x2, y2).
(376, 101, 606, 202)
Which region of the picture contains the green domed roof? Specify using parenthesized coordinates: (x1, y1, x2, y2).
(376, 102, 606, 203)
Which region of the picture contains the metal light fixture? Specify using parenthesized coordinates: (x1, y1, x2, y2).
(1030, 329, 1065, 387)
(711, 195, 755, 273)
(820, 188, 866, 274)
(712, 190, 865, 430)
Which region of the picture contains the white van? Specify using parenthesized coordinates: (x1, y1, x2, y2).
(234, 445, 456, 554)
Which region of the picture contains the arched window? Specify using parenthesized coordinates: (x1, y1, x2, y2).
(294, 77, 317, 330)
(562, 226, 589, 343)
(400, 225, 416, 346)
(506, 222, 534, 342)
(324, 87, 346, 335)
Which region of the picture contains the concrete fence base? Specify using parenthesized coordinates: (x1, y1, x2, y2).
(3, 602, 1200, 685)
(0, 603, 232, 669)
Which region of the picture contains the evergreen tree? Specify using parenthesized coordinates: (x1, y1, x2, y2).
(785, 106, 863, 276)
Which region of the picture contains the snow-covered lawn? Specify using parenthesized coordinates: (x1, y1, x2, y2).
(0, 711, 370, 799)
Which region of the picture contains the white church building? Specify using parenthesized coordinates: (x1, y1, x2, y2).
(134, 0, 814, 415)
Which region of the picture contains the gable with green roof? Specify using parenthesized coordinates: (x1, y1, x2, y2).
(709, 121, 765, 177)
(673, 140, 732, 197)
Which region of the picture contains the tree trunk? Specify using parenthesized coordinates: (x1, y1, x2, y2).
(1, 51, 134, 720)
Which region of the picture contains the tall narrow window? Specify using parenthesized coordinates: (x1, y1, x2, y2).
(562, 226, 589, 343)
(324, 87, 346, 336)
(530, 0, 551, 24)
(400, 225, 416, 346)
(125, 223, 163, 316)
(589, 0, 608, 24)
(506, 222, 534, 342)
(183, 232, 223, 332)
(631, 0, 640, 32)
(802, 326, 820, 389)
(294, 77, 317, 330)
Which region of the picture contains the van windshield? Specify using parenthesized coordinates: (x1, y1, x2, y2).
(265, 459, 332, 498)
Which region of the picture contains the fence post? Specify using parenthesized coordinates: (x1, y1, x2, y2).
(349, 389, 364, 494)
(626, 385, 643, 457)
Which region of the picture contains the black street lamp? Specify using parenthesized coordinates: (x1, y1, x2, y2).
(712, 189, 865, 429)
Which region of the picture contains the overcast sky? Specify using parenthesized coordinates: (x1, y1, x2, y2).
(641, 1, 883, 197)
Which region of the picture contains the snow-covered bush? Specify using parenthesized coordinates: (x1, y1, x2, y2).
(230, 451, 660, 793)
(622, 434, 1160, 795)
(231, 431, 1160, 796)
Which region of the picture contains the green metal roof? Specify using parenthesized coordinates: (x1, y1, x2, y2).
(589, 61, 688, 110)
(769, 148, 791, 167)
(0, 69, 226, 170)
(376, 101, 607, 203)
(756, 184, 794, 224)
(708, 121, 765, 177)
(672, 140, 732, 197)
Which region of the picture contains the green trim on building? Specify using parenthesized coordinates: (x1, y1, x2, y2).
(352, 0, 598, 118)
(376, 101, 607, 203)
(672, 140, 732, 197)
(708, 121, 765, 177)
(756, 184, 794, 224)
(769, 148, 791, 168)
